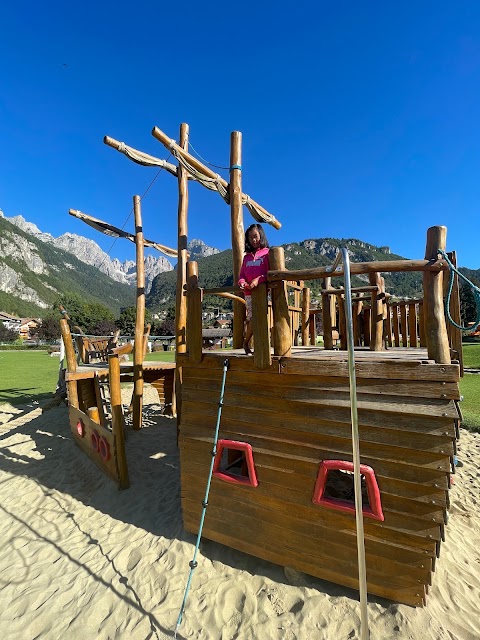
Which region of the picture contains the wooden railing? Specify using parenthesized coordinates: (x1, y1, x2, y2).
(184, 227, 462, 371)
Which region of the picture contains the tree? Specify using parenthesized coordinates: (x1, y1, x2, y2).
(32, 316, 61, 341)
(83, 302, 116, 334)
(115, 307, 152, 336)
(91, 319, 118, 336)
(54, 293, 115, 334)
(459, 278, 480, 327)
(0, 323, 18, 343)
(152, 306, 176, 336)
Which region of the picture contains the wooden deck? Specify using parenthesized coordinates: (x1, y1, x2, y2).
(219, 346, 434, 361)
(65, 360, 175, 381)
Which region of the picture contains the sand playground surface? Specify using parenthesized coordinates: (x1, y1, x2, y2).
(0, 386, 479, 640)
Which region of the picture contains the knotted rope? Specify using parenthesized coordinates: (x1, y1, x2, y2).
(168, 143, 279, 228)
(115, 141, 180, 177)
(438, 249, 480, 333)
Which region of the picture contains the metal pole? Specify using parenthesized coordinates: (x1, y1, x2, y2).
(341, 248, 369, 640)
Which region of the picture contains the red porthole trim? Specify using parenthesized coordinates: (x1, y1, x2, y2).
(76, 420, 85, 437)
(90, 430, 99, 452)
(312, 459, 384, 521)
(99, 437, 110, 462)
(213, 439, 258, 487)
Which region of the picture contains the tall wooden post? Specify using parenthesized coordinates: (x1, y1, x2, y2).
(423, 226, 451, 364)
(251, 284, 271, 369)
(175, 123, 189, 425)
(392, 305, 400, 347)
(59, 318, 79, 409)
(400, 303, 408, 348)
(187, 261, 203, 364)
(301, 287, 310, 346)
(369, 272, 384, 351)
(384, 302, 393, 347)
(176, 123, 189, 354)
(309, 312, 317, 345)
(409, 303, 418, 348)
(419, 302, 427, 348)
(338, 293, 347, 350)
(109, 353, 129, 489)
(230, 131, 245, 349)
(132, 195, 145, 431)
(270, 247, 292, 357)
(363, 307, 371, 346)
(322, 278, 335, 350)
(353, 300, 363, 346)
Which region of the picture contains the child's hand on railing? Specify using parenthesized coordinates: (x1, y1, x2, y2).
(249, 277, 261, 289)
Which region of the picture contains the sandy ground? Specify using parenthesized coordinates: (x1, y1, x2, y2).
(0, 387, 479, 640)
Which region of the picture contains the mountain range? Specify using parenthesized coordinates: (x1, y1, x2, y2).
(0, 211, 218, 317)
(1, 210, 478, 319)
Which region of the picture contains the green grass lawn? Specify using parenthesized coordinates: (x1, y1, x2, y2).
(130, 351, 176, 363)
(2, 350, 480, 433)
(459, 374, 480, 433)
(462, 342, 480, 369)
(0, 351, 60, 406)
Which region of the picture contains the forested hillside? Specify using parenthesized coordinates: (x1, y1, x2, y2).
(147, 238, 425, 313)
(0, 215, 135, 316)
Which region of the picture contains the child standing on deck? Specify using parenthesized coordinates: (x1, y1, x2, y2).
(238, 223, 270, 355)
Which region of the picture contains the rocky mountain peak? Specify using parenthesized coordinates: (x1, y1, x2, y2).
(2, 212, 220, 297)
(4, 213, 175, 293)
(188, 238, 220, 259)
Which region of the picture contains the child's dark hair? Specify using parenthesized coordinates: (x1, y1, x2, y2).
(244, 223, 269, 253)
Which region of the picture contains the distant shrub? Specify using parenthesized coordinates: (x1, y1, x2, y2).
(0, 344, 49, 351)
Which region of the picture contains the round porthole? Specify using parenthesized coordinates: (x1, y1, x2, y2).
(91, 430, 99, 451)
(76, 420, 85, 437)
(99, 437, 110, 462)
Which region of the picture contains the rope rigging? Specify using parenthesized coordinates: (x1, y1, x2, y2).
(188, 139, 229, 171)
(438, 249, 480, 333)
(168, 142, 279, 227)
(106, 138, 180, 177)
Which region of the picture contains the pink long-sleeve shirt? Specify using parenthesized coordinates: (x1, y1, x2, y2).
(238, 247, 270, 295)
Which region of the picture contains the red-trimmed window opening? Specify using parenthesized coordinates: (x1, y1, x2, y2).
(213, 440, 258, 487)
(312, 460, 384, 521)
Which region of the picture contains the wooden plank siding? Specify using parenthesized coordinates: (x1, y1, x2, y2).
(178, 352, 460, 606)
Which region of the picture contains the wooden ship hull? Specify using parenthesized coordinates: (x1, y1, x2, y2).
(178, 349, 460, 607)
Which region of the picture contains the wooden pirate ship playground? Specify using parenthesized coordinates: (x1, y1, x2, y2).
(62, 123, 466, 615)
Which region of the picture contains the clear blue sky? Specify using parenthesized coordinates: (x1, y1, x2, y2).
(1, 2, 479, 268)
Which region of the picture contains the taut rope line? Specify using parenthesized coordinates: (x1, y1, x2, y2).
(174, 358, 230, 639)
(438, 249, 480, 333)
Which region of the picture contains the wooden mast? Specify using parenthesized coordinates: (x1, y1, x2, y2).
(186, 261, 202, 364)
(152, 126, 281, 230)
(175, 123, 189, 423)
(132, 195, 145, 431)
(230, 131, 245, 349)
(176, 123, 189, 355)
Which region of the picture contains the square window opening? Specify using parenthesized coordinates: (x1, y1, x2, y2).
(219, 448, 248, 480)
(212, 440, 258, 487)
(323, 469, 370, 509)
